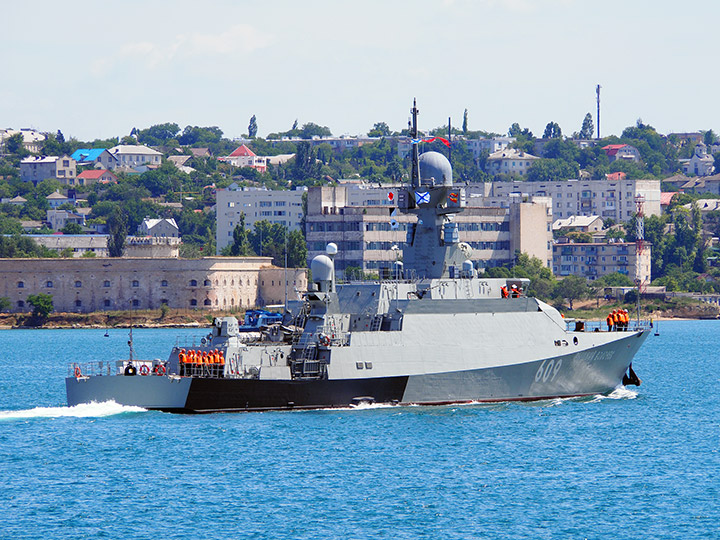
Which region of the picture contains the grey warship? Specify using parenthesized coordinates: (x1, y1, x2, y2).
(66, 101, 650, 412)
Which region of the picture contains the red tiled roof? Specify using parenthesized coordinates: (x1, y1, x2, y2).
(77, 169, 116, 179)
(228, 144, 256, 157)
(602, 144, 627, 157)
(660, 192, 676, 206)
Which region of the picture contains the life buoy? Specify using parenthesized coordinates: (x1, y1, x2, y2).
(74, 366, 82, 377)
(154, 364, 166, 376)
(140, 364, 150, 376)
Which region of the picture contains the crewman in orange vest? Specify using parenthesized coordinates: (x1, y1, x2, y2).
(511, 284, 519, 298)
(612, 310, 620, 331)
(606, 312, 614, 332)
(501, 285, 509, 298)
(622, 309, 629, 331)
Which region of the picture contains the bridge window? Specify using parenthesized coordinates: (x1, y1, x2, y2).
(189, 279, 197, 287)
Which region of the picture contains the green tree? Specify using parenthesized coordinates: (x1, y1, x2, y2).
(248, 115, 258, 138)
(462, 109, 468, 135)
(368, 122, 390, 137)
(228, 213, 252, 256)
(5, 133, 29, 157)
(136, 122, 180, 145)
(287, 229, 308, 267)
(61, 222, 83, 235)
(579, 113, 594, 139)
(554, 275, 589, 310)
(107, 207, 127, 257)
(27, 293, 53, 320)
(542, 122, 562, 139)
(0, 297, 11, 312)
(526, 158, 578, 182)
(703, 129, 717, 146)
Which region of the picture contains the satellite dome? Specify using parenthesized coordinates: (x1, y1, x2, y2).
(311, 254, 334, 282)
(419, 151, 453, 186)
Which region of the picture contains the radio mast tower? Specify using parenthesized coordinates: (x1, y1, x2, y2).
(634, 194, 645, 320)
(596, 84, 601, 140)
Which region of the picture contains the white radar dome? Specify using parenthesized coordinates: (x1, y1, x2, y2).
(419, 151, 453, 186)
(311, 254, 334, 282)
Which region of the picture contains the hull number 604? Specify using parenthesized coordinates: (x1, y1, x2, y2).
(535, 358, 563, 383)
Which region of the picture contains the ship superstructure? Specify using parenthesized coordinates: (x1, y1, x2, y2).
(66, 101, 650, 412)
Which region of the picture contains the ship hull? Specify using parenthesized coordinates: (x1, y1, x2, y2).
(66, 330, 648, 413)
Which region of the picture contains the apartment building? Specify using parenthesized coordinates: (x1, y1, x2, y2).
(108, 144, 162, 167)
(215, 182, 406, 254)
(485, 178, 661, 221)
(553, 241, 651, 284)
(304, 185, 553, 278)
(216, 186, 307, 252)
(20, 155, 76, 184)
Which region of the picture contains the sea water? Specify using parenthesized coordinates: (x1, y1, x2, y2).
(0, 321, 718, 539)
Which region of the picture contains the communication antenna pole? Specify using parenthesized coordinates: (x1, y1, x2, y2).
(410, 99, 420, 188)
(596, 84, 601, 140)
(635, 194, 645, 322)
(448, 116, 452, 165)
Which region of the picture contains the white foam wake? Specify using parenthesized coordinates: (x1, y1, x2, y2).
(589, 386, 638, 403)
(0, 401, 147, 420)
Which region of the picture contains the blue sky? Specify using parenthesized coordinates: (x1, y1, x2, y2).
(1, 0, 717, 142)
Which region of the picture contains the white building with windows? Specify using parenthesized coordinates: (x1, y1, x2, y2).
(20, 155, 76, 184)
(109, 144, 162, 168)
(485, 148, 540, 176)
(681, 142, 716, 176)
(484, 178, 661, 221)
(216, 186, 307, 253)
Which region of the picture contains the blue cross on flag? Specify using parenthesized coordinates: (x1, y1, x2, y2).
(415, 191, 430, 204)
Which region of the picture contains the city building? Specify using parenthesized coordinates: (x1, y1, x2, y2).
(20, 155, 76, 184)
(1, 196, 26, 206)
(137, 218, 179, 238)
(553, 241, 651, 284)
(485, 178, 661, 221)
(47, 209, 85, 230)
(680, 142, 715, 176)
(70, 149, 120, 170)
(397, 136, 515, 160)
(46, 191, 72, 209)
(75, 169, 118, 187)
(304, 185, 553, 278)
(109, 144, 163, 168)
(219, 144, 268, 172)
(552, 215, 604, 234)
(485, 148, 540, 176)
(215, 186, 307, 253)
(0, 129, 45, 153)
(25, 234, 181, 258)
(602, 144, 641, 163)
(0, 257, 307, 313)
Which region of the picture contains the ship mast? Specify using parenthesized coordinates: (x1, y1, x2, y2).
(410, 99, 420, 188)
(635, 194, 645, 322)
